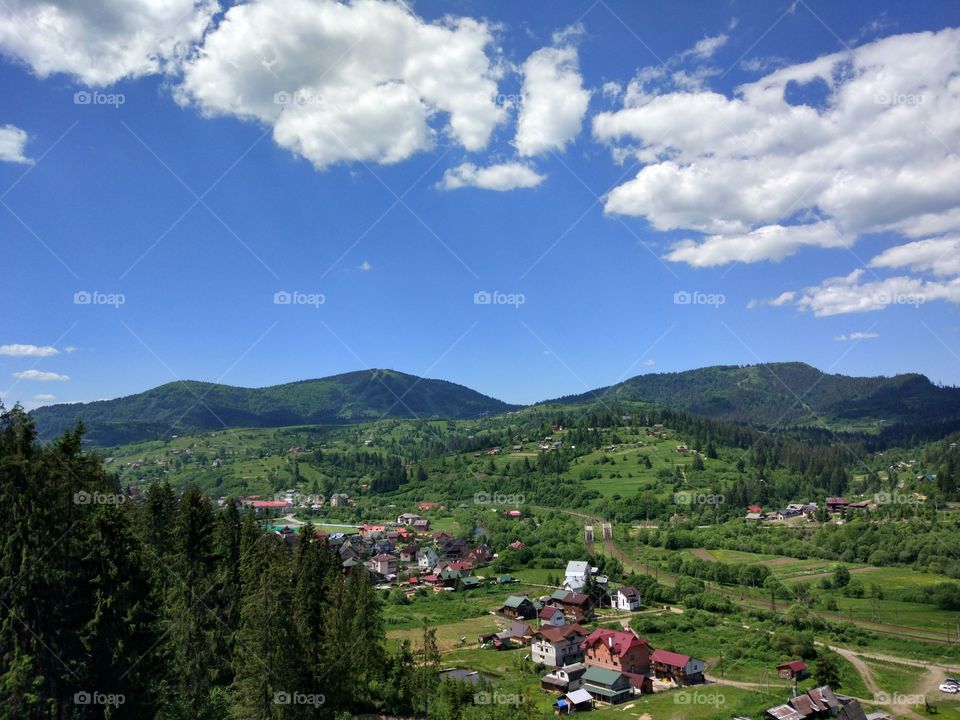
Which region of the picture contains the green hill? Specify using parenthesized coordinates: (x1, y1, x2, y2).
(30, 369, 516, 446)
(550, 362, 960, 428)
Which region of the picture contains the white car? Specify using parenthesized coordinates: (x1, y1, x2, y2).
(940, 683, 959, 693)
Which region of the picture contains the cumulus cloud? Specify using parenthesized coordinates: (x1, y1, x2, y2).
(795, 269, 960, 317)
(514, 40, 590, 156)
(177, 0, 505, 169)
(682, 33, 728, 60)
(0, 0, 218, 86)
(0, 343, 58, 357)
(594, 28, 960, 267)
(834, 332, 880, 341)
(13, 369, 69, 381)
(0, 124, 31, 164)
(747, 290, 796, 310)
(870, 236, 960, 277)
(665, 222, 851, 267)
(439, 161, 545, 191)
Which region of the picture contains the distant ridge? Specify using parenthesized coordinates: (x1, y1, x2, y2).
(29, 369, 517, 446)
(27, 362, 960, 446)
(546, 362, 960, 427)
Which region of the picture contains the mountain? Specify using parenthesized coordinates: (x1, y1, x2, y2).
(29, 369, 517, 446)
(547, 362, 960, 428)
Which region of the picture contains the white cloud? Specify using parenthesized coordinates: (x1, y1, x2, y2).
(870, 236, 960, 277)
(439, 161, 545, 191)
(0, 125, 32, 164)
(64, 346, 77, 353)
(514, 42, 590, 156)
(13, 369, 69, 381)
(0, 343, 58, 357)
(834, 332, 880, 341)
(641, 359, 656, 366)
(594, 28, 960, 266)
(33, 393, 56, 401)
(683, 33, 728, 60)
(177, 0, 505, 169)
(359, 261, 371, 271)
(0, 0, 218, 86)
(747, 290, 796, 310)
(795, 269, 960, 317)
(665, 222, 850, 267)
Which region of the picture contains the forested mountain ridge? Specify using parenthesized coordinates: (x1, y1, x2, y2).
(549, 362, 960, 428)
(29, 369, 517, 446)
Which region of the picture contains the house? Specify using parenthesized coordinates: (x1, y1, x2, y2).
(441, 538, 467, 559)
(581, 665, 632, 705)
(418, 501, 440, 511)
(563, 560, 591, 592)
(249, 500, 292, 513)
(611, 586, 642, 611)
(499, 595, 537, 620)
(765, 686, 841, 720)
(745, 512, 765, 522)
(580, 628, 651, 675)
(776, 508, 801, 521)
(360, 524, 387, 539)
(496, 574, 517, 584)
(460, 576, 482, 590)
(531, 624, 587, 667)
(649, 649, 705, 685)
(747, 504, 763, 513)
(776, 660, 809, 680)
(826, 497, 849, 512)
(399, 543, 419, 563)
(370, 553, 397, 576)
(433, 530, 453, 544)
(413, 518, 431, 532)
(467, 544, 493, 565)
(504, 509, 522, 519)
(507, 621, 534, 644)
(552, 687, 594, 714)
(509, 540, 526, 551)
(329, 493, 350, 507)
(541, 662, 587, 692)
(538, 606, 566, 627)
(397, 512, 421, 525)
(553, 591, 595, 622)
(417, 547, 438, 570)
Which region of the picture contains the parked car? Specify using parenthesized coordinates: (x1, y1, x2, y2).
(939, 683, 959, 693)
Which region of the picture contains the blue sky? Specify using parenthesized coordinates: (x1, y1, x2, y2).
(1, 0, 959, 408)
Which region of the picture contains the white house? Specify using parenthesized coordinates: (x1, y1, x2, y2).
(563, 560, 591, 592)
(538, 605, 566, 627)
(531, 625, 587, 667)
(417, 547, 438, 570)
(611, 586, 642, 611)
